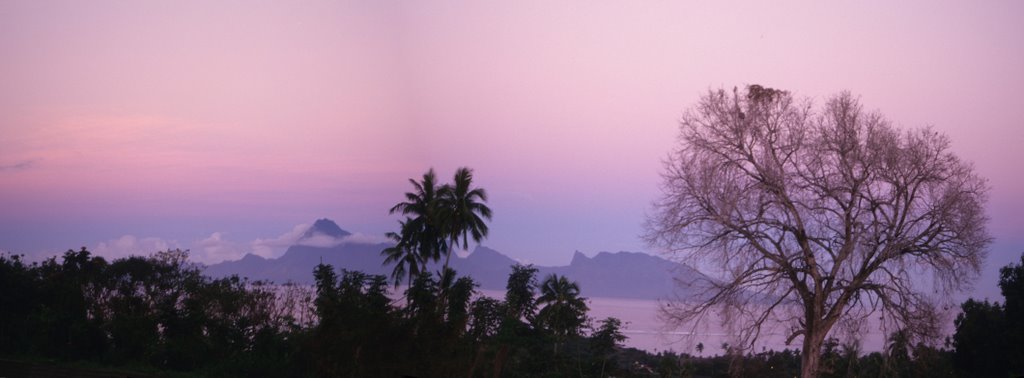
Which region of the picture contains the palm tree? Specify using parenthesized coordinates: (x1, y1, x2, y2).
(383, 169, 448, 284)
(536, 274, 589, 346)
(381, 219, 423, 287)
(439, 167, 492, 269)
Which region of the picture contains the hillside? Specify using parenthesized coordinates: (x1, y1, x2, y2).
(205, 219, 709, 300)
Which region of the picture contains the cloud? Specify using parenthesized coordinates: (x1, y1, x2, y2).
(341, 232, 390, 245)
(249, 224, 391, 259)
(88, 232, 252, 265)
(93, 235, 180, 261)
(88, 224, 393, 266)
(191, 232, 249, 264)
(296, 233, 343, 248)
(294, 230, 390, 248)
(0, 159, 37, 171)
(250, 223, 310, 259)
(91, 232, 245, 265)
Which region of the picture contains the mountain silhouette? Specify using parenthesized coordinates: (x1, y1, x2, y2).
(205, 219, 709, 300)
(301, 218, 351, 240)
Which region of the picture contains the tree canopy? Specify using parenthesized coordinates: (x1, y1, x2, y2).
(646, 85, 990, 377)
(952, 252, 1024, 376)
(383, 167, 493, 286)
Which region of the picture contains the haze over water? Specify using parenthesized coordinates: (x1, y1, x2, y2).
(479, 290, 894, 354)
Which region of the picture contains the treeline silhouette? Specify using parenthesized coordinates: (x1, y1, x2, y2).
(2, 248, 1023, 377)
(0, 248, 302, 376)
(0, 248, 637, 376)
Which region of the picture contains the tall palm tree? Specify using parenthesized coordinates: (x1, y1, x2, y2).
(381, 219, 423, 287)
(439, 167, 492, 268)
(536, 274, 588, 342)
(384, 169, 448, 283)
(382, 167, 493, 285)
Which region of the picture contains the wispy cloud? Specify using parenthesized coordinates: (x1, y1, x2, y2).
(250, 224, 390, 258)
(91, 232, 246, 265)
(250, 223, 310, 259)
(86, 223, 391, 265)
(295, 233, 343, 248)
(93, 235, 180, 261)
(341, 232, 390, 245)
(191, 232, 251, 264)
(0, 159, 37, 171)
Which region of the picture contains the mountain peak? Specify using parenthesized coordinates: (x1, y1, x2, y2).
(240, 253, 265, 262)
(570, 250, 591, 266)
(465, 245, 517, 267)
(470, 245, 500, 256)
(206, 243, 707, 301)
(301, 218, 351, 240)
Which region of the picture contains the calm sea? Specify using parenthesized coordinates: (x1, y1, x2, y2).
(476, 289, 919, 355)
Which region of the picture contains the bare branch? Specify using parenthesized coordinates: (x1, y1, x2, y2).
(646, 86, 990, 378)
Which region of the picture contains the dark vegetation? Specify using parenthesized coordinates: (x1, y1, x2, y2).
(0, 164, 1019, 377)
(0, 248, 631, 376)
(2, 248, 1022, 376)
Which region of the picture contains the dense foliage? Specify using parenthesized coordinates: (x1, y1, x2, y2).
(3, 248, 1024, 376)
(950, 252, 1024, 377)
(0, 248, 306, 376)
(385, 167, 493, 286)
(0, 248, 631, 376)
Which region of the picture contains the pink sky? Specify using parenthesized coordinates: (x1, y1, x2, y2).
(2, 1, 1022, 299)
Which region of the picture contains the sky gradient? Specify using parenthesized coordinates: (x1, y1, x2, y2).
(2, 1, 1022, 299)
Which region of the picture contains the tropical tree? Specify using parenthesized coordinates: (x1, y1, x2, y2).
(504, 264, 539, 324)
(0, 253, 38, 355)
(952, 252, 1024, 377)
(383, 168, 448, 285)
(381, 219, 424, 287)
(645, 85, 990, 378)
(535, 274, 588, 372)
(999, 251, 1024, 374)
(536, 274, 589, 341)
(440, 167, 492, 268)
(491, 264, 539, 376)
(591, 317, 628, 377)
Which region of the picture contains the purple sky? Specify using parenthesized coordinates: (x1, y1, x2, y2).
(2, 1, 1022, 299)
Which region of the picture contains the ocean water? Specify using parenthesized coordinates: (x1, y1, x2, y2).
(477, 289, 906, 355)
(584, 295, 957, 355)
(294, 283, 935, 355)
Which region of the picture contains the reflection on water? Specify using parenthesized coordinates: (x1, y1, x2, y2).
(586, 295, 950, 354)
(478, 289, 926, 354)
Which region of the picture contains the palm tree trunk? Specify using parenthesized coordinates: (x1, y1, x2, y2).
(493, 344, 509, 378)
(443, 242, 453, 271)
(468, 343, 485, 378)
(352, 344, 362, 378)
(576, 344, 584, 377)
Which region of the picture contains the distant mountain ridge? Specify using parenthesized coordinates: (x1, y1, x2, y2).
(204, 219, 708, 300)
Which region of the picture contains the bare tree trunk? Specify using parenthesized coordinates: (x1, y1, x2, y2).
(800, 327, 826, 378)
(647, 85, 990, 378)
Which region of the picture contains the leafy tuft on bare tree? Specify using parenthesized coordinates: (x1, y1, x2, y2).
(645, 85, 990, 377)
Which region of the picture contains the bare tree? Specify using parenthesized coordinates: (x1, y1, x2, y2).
(645, 85, 990, 377)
